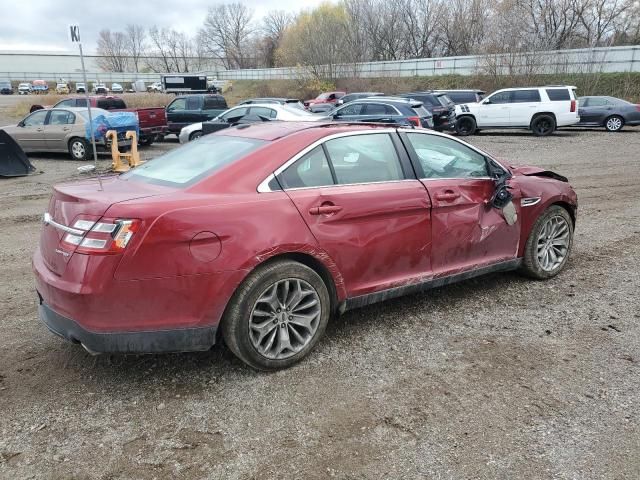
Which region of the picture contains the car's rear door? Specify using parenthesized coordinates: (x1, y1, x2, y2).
(44, 109, 76, 151)
(277, 131, 432, 297)
(578, 97, 609, 124)
(508, 89, 541, 126)
(400, 131, 520, 275)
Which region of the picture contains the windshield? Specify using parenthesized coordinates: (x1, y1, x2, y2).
(122, 135, 267, 187)
(316, 93, 330, 100)
(0, 82, 10, 87)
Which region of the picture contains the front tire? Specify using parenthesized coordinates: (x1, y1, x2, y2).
(455, 116, 477, 136)
(189, 130, 203, 141)
(531, 115, 556, 136)
(222, 260, 331, 371)
(68, 138, 89, 161)
(604, 115, 624, 132)
(521, 205, 573, 279)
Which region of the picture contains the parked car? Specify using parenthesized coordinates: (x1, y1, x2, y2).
(0, 107, 131, 160)
(179, 103, 320, 143)
(166, 94, 228, 135)
(31, 80, 49, 94)
(336, 92, 384, 105)
(576, 96, 640, 132)
(0, 79, 13, 95)
(18, 82, 32, 95)
(110, 83, 124, 94)
(92, 84, 108, 94)
(75, 82, 86, 93)
(433, 89, 485, 105)
(148, 82, 163, 93)
(53, 96, 167, 146)
(239, 98, 305, 110)
(33, 122, 577, 370)
(398, 91, 456, 131)
(322, 97, 433, 128)
(454, 86, 580, 136)
(304, 91, 346, 112)
(55, 83, 70, 95)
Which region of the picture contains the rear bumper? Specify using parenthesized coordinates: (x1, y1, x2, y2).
(39, 300, 217, 353)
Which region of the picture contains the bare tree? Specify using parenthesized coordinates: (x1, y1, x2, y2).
(125, 24, 146, 72)
(439, 0, 489, 56)
(200, 3, 256, 69)
(146, 26, 197, 73)
(96, 30, 129, 72)
(260, 10, 293, 67)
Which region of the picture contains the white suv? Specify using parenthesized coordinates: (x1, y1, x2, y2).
(454, 86, 580, 136)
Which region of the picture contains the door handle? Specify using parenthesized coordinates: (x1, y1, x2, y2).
(434, 190, 460, 201)
(309, 204, 343, 215)
(36, 128, 43, 132)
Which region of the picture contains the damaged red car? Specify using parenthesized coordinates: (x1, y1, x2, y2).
(34, 122, 577, 370)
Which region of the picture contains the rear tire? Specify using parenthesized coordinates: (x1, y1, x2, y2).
(68, 138, 89, 161)
(521, 205, 573, 279)
(221, 260, 330, 371)
(455, 116, 476, 136)
(604, 115, 624, 132)
(531, 114, 556, 136)
(139, 136, 154, 147)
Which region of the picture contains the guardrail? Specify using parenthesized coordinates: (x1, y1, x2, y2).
(1, 45, 638, 83)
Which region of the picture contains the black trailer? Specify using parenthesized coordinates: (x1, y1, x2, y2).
(162, 75, 208, 94)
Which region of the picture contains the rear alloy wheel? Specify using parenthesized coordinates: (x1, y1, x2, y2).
(455, 116, 476, 136)
(68, 138, 89, 161)
(521, 205, 573, 279)
(222, 260, 330, 370)
(531, 115, 556, 136)
(604, 115, 624, 132)
(189, 130, 203, 141)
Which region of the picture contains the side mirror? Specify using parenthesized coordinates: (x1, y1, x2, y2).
(18, 121, 24, 127)
(482, 98, 491, 105)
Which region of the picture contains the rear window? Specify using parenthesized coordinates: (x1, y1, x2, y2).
(123, 135, 266, 187)
(96, 98, 126, 110)
(436, 95, 454, 107)
(412, 106, 431, 118)
(512, 90, 541, 103)
(546, 89, 571, 101)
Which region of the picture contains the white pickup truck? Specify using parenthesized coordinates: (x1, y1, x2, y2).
(454, 86, 580, 136)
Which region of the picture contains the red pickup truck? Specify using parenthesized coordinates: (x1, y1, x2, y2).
(50, 96, 167, 145)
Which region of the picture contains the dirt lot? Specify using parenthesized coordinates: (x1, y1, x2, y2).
(0, 99, 639, 479)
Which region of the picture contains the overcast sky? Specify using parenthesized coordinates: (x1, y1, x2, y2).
(0, 0, 328, 53)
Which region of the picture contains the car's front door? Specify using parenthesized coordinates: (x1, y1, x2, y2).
(44, 109, 76, 151)
(13, 110, 49, 151)
(278, 132, 432, 297)
(476, 91, 511, 127)
(166, 97, 188, 131)
(401, 131, 520, 276)
(332, 103, 365, 122)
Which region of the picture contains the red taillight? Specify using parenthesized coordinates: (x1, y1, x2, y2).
(636, 104, 640, 112)
(407, 116, 420, 127)
(570, 100, 576, 112)
(62, 217, 141, 254)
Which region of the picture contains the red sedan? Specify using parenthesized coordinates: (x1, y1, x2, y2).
(34, 122, 577, 370)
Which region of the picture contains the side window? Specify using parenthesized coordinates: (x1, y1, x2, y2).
(249, 107, 276, 119)
(406, 133, 489, 179)
(363, 103, 395, 115)
(221, 107, 248, 120)
(546, 89, 571, 101)
(336, 103, 364, 116)
(487, 91, 512, 104)
(578, 97, 588, 107)
(512, 90, 541, 103)
(48, 110, 75, 125)
(76, 98, 87, 107)
(325, 134, 403, 184)
(279, 146, 334, 189)
(587, 97, 608, 107)
(204, 96, 224, 109)
(168, 98, 186, 112)
(186, 96, 201, 110)
(23, 110, 48, 126)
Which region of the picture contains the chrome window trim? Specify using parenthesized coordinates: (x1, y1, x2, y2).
(257, 129, 398, 193)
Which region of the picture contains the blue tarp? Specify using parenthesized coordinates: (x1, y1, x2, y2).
(85, 112, 139, 141)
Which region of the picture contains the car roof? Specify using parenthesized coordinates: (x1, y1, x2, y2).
(433, 89, 485, 93)
(220, 121, 399, 141)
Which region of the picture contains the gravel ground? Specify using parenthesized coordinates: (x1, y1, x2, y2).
(0, 102, 639, 479)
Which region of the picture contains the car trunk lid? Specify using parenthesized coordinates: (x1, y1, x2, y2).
(40, 175, 171, 276)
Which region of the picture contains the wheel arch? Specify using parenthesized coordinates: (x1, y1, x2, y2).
(530, 111, 557, 128)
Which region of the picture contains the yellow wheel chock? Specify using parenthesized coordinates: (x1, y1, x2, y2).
(106, 130, 145, 173)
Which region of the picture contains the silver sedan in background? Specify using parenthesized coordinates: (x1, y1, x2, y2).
(179, 103, 324, 143)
